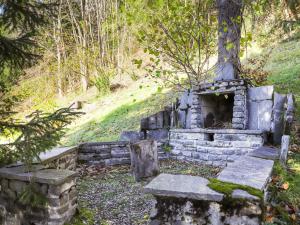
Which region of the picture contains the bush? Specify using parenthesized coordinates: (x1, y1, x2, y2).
(93, 69, 115, 96)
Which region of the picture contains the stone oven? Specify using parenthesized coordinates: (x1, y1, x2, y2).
(167, 78, 294, 167)
(124, 77, 294, 167)
(191, 79, 248, 130)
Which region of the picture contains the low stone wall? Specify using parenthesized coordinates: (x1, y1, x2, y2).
(150, 196, 262, 225)
(169, 129, 264, 167)
(79, 141, 169, 166)
(0, 166, 78, 225)
(40, 146, 78, 171)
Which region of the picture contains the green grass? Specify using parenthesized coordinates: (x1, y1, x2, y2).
(263, 37, 300, 121)
(58, 77, 177, 145)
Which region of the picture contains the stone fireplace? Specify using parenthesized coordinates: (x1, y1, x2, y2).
(190, 79, 248, 130)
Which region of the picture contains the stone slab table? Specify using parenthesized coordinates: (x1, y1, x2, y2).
(144, 173, 263, 225)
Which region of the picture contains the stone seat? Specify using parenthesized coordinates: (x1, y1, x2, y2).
(218, 155, 274, 191)
(144, 173, 224, 202)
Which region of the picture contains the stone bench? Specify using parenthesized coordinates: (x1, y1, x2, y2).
(144, 173, 264, 225)
(144, 154, 275, 225)
(0, 165, 78, 225)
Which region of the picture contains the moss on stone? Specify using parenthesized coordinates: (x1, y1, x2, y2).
(208, 178, 264, 200)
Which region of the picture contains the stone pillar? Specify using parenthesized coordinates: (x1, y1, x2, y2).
(130, 140, 159, 181)
(190, 89, 202, 129)
(232, 87, 247, 129)
(280, 135, 290, 166)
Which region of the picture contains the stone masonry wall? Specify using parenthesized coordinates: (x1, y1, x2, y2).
(78, 141, 169, 166)
(44, 148, 78, 171)
(0, 169, 77, 225)
(169, 129, 264, 167)
(150, 196, 262, 225)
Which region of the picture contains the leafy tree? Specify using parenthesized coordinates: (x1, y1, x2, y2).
(0, 1, 81, 168)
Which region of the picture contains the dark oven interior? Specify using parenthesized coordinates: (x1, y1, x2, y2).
(199, 93, 234, 128)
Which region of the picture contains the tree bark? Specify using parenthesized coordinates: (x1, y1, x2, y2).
(216, 0, 243, 81)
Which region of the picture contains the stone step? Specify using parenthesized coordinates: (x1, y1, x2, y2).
(195, 146, 253, 155)
(195, 140, 233, 148)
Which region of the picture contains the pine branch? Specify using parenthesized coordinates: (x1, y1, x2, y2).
(0, 106, 82, 167)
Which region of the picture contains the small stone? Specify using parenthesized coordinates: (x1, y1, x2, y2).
(280, 135, 290, 166)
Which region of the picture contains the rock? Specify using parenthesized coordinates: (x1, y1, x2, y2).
(232, 189, 260, 201)
(215, 62, 235, 81)
(218, 156, 274, 191)
(248, 146, 279, 160)
(280, 135, 290, 166)
(272, 93, 287, 144)
(284, 94, 295, 134)
(146, 129, 169, 141)
(248, 86, 274, 101)
(130, 140, 159, 181)
(144, 173, 224, 201)
(119, 131, 144, 142)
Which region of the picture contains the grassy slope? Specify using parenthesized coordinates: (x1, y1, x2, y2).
(62, 78, 177, 145)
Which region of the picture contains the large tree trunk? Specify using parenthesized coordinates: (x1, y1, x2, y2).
(216, 0, 243, 81)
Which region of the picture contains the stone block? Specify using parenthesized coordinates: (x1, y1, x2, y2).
(218, 156, 274, 190)
(234, 101, 245, 106)
(280, 135, 290, 166)
(144, 174, 224, 201)
(130, 140, 159, 181)
(233, 106, 245, 112)
(215, 62, 235, 81)
(111, 149, 130, 158)
(119, 131, 144, 142)
(232, 189, 260, 201)
(272, 93, 285, 144)
(233, 112, 244, 118)
(232, 123, 244, 129)
(248, 86, 274, 101)
(146, 129, 169, 141)
(105, 158, 130, 166)
(48, 179, 75, 196)
(232, 118, 244, 124)
(9, 180, 27, 194)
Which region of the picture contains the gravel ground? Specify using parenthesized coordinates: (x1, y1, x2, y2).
(72, 159, 221, 225)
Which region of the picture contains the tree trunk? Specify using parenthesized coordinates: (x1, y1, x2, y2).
(216, 0, 243, 81)
(130, 140, 159, 182)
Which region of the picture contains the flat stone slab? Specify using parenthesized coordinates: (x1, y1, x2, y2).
(0, 165, 78, 185)
(248, 146, 279, 160)
(232, 189, 260, 201)
(218, 156, 274, 190)
(170, 128, 263, 135)
(37, 146, 78, 163)
(144, 173, 224, 202)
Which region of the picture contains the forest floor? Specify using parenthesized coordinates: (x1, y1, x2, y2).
(69, 159, 221, 225)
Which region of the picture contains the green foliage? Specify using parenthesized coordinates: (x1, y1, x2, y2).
(132, 0, 217, 88)
(0, 105, 82, 167)
(18, 182, 47, 208)
(208, 178, 264, 199)
(66, 207, 95, 225)
(93, 69, 115, 96)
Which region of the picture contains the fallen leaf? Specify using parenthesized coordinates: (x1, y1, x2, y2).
(290, 214, 297, 221)
(265, 215, 274, 222)
(281, 182, 289, 190)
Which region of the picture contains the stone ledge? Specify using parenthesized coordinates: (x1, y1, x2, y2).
(38, 146, 78, 164)
(170, 128, 263, 135)
(0, 166, 78, 185)
(218, 156, 274, 191)
(144, 173, 224, 202)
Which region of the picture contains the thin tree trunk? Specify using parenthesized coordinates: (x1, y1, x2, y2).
(216, 0, 243, 80)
